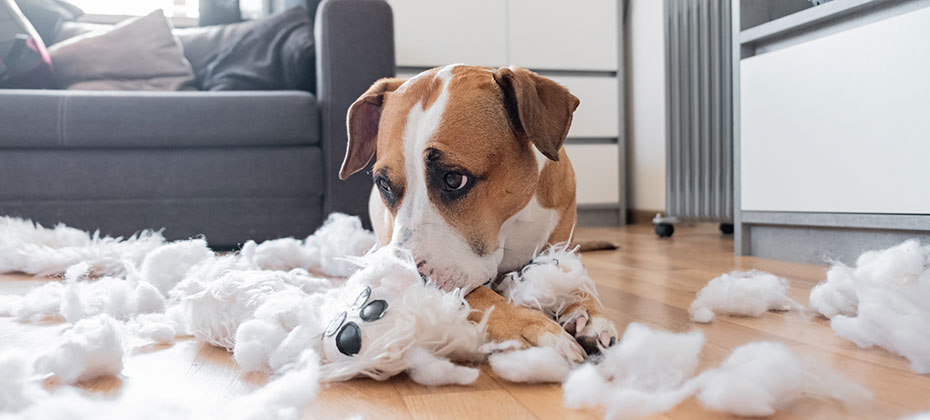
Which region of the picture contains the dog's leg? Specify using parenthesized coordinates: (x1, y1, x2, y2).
(466, 286, 585, 363)
(557, 296, 618, 355)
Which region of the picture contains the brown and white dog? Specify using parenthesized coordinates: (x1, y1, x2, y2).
(339, 64, 617, 361)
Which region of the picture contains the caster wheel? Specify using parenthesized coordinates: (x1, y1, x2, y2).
(719, 223, 734, 235)
(655, 223, 674, 238)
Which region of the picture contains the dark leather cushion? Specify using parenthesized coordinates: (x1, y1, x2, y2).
(174, 7, 316, 92)
(0, 0, 55, 88)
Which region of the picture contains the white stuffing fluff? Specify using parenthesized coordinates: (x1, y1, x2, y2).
(406, 347, 480, 386)
(0, 213, 613, 418)
(178, 269, 307, 350)
(695, 341, 871, 417)
(306, 213, 378, 277)
(809, 240, 930, 373)
(34, 315, 125, 384)
(126, 313, 177, 344)
(690, 270, 801, 323)
(240, 213, 377, 277)
(0, 388, 203, 420)
(0, 348, 319, 420)
(564, 323, 706, 419)
(496, 244, 597, 317)
(489, 346, 571, 383)
(562, 324, 869, 419)
(809, 265, 859, 319)
(225, 349, 321, 420)
(899, 413, 930, 420)
(233, 319, 289, 372)
(0, 216, 164, 277)
(135, 239, 213, 295)
(3, 262, 167, 324)
(0, 351, 44, 412)
(5, 281, 64, 321)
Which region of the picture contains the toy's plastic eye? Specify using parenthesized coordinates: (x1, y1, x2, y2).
(324, 311, 346, 336)
(352, 287, 371, 308)
(360, 299, 388, 322)
(336, 322, 361, 356)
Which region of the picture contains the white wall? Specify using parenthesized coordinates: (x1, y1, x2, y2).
(627, 0, 666, 211)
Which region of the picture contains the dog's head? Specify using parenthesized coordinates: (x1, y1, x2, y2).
(339, 65, 578, 290)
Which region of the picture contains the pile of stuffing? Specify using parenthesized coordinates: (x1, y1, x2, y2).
(1, 216, 925, 419)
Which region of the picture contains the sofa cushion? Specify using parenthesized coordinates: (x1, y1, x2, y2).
(0, 90, 319, 148)
(48, 10, 197, 91)
(0, 147, 324, 202)
(0, 0, 55, 88)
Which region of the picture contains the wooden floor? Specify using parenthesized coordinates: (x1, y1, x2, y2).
(1, 223, 928, 419)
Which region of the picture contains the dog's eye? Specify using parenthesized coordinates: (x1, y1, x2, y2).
(376, 176, 392, 193)
(443, 172, 468, 191)
(335, 322, 361, 356)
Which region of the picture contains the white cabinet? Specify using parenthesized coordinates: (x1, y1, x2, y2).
(565, 144, 620, 205)
(386, 0, 507, 67)
(550, 76, 619, 138)
(507, 0, 619, 71)
(389, 0, 619, 72)
(740, 5, 930, 214)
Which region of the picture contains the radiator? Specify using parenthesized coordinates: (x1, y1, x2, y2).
(662, 0, 733, 223)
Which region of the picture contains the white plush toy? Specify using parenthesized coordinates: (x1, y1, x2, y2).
(176, 245, 490, 384)
(0, 214, 595, 386)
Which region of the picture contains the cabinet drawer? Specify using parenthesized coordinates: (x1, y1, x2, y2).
(564, 144, 620, 205)
(550, 76, 619, 138)
(507, 0, 619, 71)
(387, 0, 507, 67)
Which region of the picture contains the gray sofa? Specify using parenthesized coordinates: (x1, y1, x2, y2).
(0, 0, 393, 247)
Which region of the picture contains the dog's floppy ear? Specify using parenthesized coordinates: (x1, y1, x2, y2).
(492, 67, 580, 161)
(340, 77, 406, 180)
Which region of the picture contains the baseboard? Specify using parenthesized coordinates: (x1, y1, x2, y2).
(627, 209, 661, 225)
(577, 207, 623, 227)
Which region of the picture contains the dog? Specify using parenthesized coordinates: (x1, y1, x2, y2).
(338, 64, 618, 361)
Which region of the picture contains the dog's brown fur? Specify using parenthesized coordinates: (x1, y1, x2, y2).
(341, 65, 615, 359)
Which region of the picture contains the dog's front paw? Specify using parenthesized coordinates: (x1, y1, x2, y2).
(487, 305, 586, 364)
(558, 303, 618, 355)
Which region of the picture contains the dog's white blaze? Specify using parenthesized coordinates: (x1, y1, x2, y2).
(396, 65, 454, 227)
(388, 64, 500, 292)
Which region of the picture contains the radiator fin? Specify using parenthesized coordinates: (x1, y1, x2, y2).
(664, 0, 733, 221)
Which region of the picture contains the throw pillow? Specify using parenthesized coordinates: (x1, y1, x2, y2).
(49, 9, 196, 91)
(174, 6, 315, 92)
(0, 0, 55, 88)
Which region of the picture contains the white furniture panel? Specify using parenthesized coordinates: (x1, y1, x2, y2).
(740, 6, 930, 214)
(387, 0, 507, 67)
(565, 144, 620, 205)
(550, 76, 619, 138)
(507, 0, 618, 71)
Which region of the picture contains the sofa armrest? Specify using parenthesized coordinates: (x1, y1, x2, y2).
(315, 0, 394, 226)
